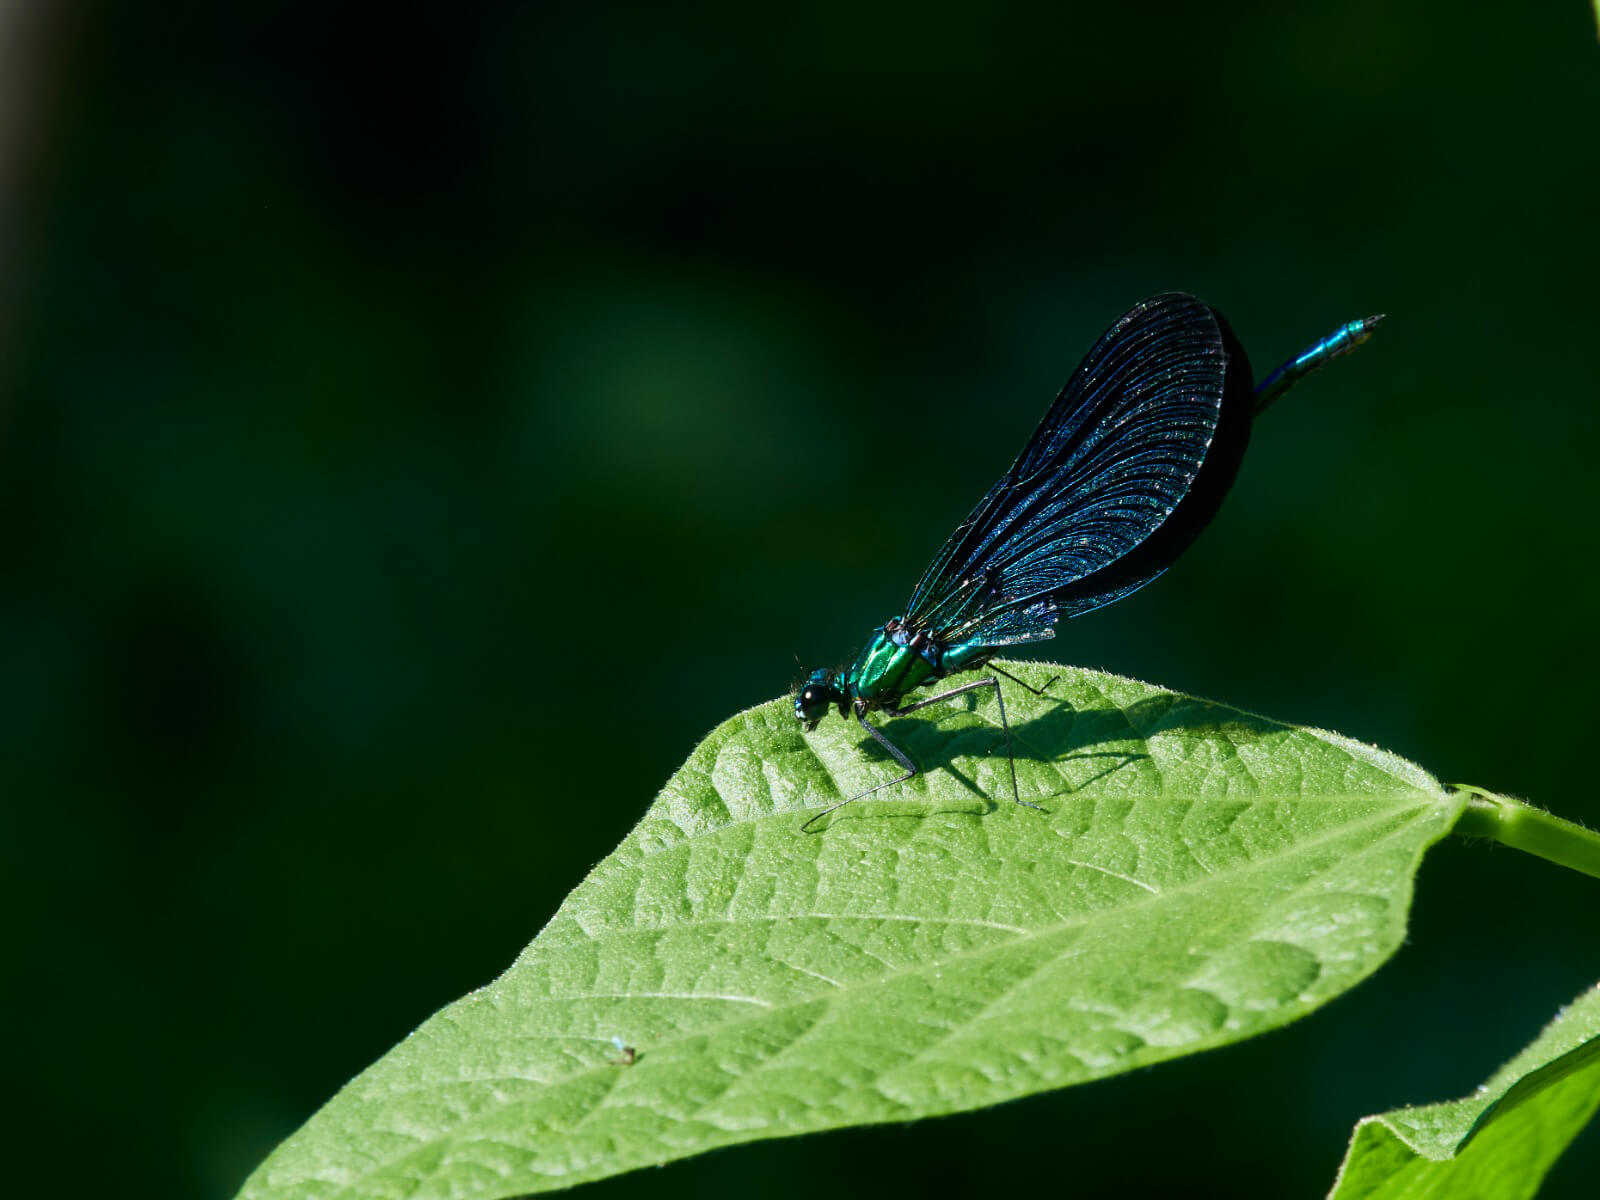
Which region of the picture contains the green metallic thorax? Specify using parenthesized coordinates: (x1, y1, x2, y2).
(846, 628, 939, 705)
(843, 618, 993, 710)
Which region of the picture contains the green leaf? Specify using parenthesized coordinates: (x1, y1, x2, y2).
(239, 664, 1465, 1199)
(1328, 982, 1600, 1200)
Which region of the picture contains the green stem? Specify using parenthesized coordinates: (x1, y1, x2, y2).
(1452, 785, 1600, 881)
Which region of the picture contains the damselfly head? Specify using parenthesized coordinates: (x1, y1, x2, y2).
(795, 668, 844, 731)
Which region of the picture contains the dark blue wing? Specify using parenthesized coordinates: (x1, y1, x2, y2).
(903, 293, 1255, 648)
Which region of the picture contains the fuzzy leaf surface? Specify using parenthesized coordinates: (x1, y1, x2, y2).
(239, 664, 1464, 1199)
(1329, 982, 1600, 1200)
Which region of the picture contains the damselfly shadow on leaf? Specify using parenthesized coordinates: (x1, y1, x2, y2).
(793, 293, 1380, 833)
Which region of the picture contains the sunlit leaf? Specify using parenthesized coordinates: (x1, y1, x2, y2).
(1328, 982, 1600, 1199)
(239, 664, 1464, 1199)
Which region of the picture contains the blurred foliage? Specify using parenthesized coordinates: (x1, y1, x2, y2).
(2, 3, 1597, 1199)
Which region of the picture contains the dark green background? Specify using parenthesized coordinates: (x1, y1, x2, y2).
(6, 3, 1598, 1197)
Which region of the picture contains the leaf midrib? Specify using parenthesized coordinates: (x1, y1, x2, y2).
(343, 792, 1435, 1200)
(372, 795, 1447, 1121)
(565, 788, 1448, 950)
